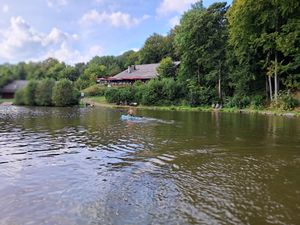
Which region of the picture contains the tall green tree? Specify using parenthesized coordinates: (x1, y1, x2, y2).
(140, 33, 168, 64)
(52, 79, 80, 106)
(157, 57, 177, 78)
(227, 0, 300, 101)
(175, 2, 229, 100)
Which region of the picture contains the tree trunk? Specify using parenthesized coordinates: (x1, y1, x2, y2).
(218, 61, 222, 99)
(274, 51, 278, 102)
(269, 75, 273, 101)
(197, 65, 200, 85)
(266, 77, 269, 100)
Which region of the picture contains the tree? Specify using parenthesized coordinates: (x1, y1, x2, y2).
(35, 79, 55, 106)
(60, 66, 80, 81)
(118, 50, 140, 69)
(175, 2, 229, 100)
(157, 57, 177, 78)
(227, 0, 300, 101)
(52, 79, 80, 106)
(24, 80, 38, 106)
(0, 65, 17, 88)
(139, 33, 168, 64)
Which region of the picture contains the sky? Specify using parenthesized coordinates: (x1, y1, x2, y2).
(0, 0, 232, 64)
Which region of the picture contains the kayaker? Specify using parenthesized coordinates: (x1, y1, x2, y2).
(128, 107, 134, 116)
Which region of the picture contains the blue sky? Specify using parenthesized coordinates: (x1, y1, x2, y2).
(0, 0, 232, 64)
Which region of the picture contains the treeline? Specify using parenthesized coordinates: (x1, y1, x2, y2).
(106, 0, 300, 110)
(15, 79, 80, 107)
(1, 0, 299, 109)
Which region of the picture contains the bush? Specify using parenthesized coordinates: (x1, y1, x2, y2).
(224, 95, 251, 109)
(250, 95, 265, 109)
(35, 79, 55, 106)
(186, 80, 215, 106)
(142, 79, 164, 105)
(14, 88, 26, 105)
(82, 85, 107, 97)
(52, 79, 80, 106)
(24, 81, 38, 106)
(105, 87, 136, 104)
(157, 57, 177, 78)
(105, 88, 120, 103)
(271, 91, 298, 110)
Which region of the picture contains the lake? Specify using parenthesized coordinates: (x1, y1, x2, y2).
(0, 106, 299, 225)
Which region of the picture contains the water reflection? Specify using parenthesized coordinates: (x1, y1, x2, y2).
(0, 105, 299, 225)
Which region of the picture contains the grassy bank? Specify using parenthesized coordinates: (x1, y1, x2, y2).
(84, 96, 300, 117)
(0, 98, 14, 104)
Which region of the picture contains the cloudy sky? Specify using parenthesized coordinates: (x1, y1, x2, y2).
(0, 0, 232, 64)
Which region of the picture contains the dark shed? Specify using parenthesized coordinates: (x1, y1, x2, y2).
(0, 80, 28, 99)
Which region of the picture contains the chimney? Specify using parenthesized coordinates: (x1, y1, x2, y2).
(127, 66, 131, 73)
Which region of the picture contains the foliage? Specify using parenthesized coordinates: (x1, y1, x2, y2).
(14, 88, 26, 105)
(35, 79, 55, 106)
(52, 79, 80, 107)
(105, 87, 134, 104)
(82, 85, 108, 97)
(250, 95, 265, 109)
(175, 2, 229, 100)
(118, 51, 140, 68)
(227, 0, 300, 99)
(224, 96, 251, 109)
(24, 81, 38, 106)
(139, 33, 177, 64)
(105, 79, 185, 106)
(2, 1, 300, 111)
(0, 65, 18, 88)
(186, 80, 215, 106)
(157, 57, 177, 78)
(271, 91, 298, 110)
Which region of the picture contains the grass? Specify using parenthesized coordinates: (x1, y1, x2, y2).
(83, 96, 300, 117)
(0, 98, 14, 104)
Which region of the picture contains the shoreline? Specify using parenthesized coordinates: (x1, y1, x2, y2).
(83, 97, 300, 118)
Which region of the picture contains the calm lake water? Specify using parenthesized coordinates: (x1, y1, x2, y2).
(0, 105, 299, 225)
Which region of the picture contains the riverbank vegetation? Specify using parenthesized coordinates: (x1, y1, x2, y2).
(14, 79, 80, 107)
(0, 0, 299, 110)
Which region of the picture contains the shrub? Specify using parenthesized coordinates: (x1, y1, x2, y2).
(14, 88, 26, 105)
(157, 57, 177, 78)
(271, 91, 298, 110)
(142, 79, 164, 105)
(82, 85, 107, 97)
(224, 95, 251, 109)
(35, 79, 55, 106)
(24, 81, 38, 106)
(52, 79, 80, 106)
(186, 80, 215, 106)
(250, 95, 265, 109)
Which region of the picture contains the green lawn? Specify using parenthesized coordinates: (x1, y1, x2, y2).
(0, 98, 14, 104)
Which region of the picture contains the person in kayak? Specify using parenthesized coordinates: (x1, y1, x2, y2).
(128, 107, 134, 116)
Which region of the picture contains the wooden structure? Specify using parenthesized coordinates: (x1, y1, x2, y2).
(97, 62, 180, 85)
(0, 80, 28, 99)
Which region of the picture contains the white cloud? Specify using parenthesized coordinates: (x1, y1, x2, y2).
(157, 0, 197, 15)
(0, 16, 93, 64)
(89, 45, 103, 56)
(169, 16, 180, 27)
(80, 10, 150, 28)
(2, 4, 9, 13)
(47, 0, 68, 8)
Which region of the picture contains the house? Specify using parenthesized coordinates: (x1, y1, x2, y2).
(0, 80, 28, 99)
(97, 62, 180, 85)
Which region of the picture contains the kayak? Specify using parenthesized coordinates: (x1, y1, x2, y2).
(120, 115, 144, 121)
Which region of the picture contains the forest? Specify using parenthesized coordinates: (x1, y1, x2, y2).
(0, 0, 299, 109)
